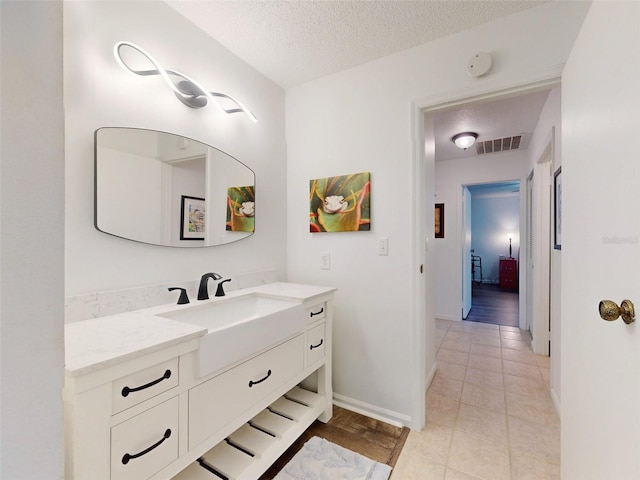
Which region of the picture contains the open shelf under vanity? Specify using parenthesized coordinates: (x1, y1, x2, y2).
(174, 386, 324, 480)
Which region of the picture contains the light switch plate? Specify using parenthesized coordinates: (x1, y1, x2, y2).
(320, 252, 331, 270)
(378, 238, 389, 256)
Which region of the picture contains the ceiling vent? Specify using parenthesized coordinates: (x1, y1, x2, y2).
(475, 135, 522, 155)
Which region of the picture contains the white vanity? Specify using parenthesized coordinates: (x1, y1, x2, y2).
(64, 282, 335, 480)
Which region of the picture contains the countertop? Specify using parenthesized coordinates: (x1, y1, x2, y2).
(64, 313, 206, 376)
(65, 282, 336, 377)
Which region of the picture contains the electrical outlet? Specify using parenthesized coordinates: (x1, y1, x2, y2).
(320, 252, 331, 270)
(378, 237, 389, 256)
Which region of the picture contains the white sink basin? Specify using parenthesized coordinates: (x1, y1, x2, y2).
(157, 293, 304, 377)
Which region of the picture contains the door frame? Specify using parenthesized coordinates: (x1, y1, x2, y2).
(461, 186, 472, 319)
(526, 169, 535, 332)
(529, 131, 554, 355)
(410, 75, 560, 429)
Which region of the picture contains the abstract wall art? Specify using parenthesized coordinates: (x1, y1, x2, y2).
(310, 171, 370, 233)
(226, 185, 255, 232)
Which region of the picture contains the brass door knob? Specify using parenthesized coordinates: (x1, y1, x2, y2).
(599, 299, 636, 324)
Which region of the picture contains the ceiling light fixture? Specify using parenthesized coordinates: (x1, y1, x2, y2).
(114, 41, 257, 123)
(452, 132, 478, 150)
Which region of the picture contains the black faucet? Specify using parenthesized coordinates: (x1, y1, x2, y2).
(168, 287, 190, 304)
(215, 279, 231, 297)
(197, 272, 222, 300)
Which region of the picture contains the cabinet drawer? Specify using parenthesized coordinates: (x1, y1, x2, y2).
(306, 303, 326, 324)
(111, 397, 179, 480)
(306, 323, 326, 367)
(188, 334, 304, 448)
(112, 358, 179, 414)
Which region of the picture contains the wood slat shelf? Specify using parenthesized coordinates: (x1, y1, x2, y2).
(173, 386, 325, 480)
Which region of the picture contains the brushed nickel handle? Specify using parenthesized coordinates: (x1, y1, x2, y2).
(599, 299, 635, 324)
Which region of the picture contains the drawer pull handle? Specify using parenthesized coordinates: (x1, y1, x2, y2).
(121, 428, 171, 464)
(248, 369, 272, 388)
(310, 339, 324, 350)
(121, 369, 172, 397)
(310, 307, 324, 317)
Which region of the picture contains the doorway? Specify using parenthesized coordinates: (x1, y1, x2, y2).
(463, 181, 521, 327)
(412, 77, 560, 431)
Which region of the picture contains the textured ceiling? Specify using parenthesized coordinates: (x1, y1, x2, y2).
(166, 0, 547, 89)
(165, 0, 552, 163)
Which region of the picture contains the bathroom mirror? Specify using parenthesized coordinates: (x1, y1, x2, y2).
(95, 127, 255, 247)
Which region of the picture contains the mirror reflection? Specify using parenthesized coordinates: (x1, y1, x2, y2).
(95, 128, 255, 247)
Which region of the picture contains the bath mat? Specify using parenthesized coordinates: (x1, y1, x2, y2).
(274, 436, 392, 480)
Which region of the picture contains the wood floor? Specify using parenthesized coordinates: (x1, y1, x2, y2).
(464, 283, 519, 327)
(259, 406, 410, 479)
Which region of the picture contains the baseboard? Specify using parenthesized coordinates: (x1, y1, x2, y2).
(550, 387, 561, 418)
(332, 393, 411, 428)
(435, 313, 460, 321)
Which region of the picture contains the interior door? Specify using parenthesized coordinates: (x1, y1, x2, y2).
(561, 3, 640, 478)
(461, 186, 472, 319)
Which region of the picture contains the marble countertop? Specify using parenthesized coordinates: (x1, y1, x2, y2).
(65, 282, 336, 377)
(64, 313, 206, 376)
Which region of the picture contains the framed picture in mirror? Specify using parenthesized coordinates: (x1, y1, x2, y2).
(435, 203, 444, 238)
(180, 195, 205, 240)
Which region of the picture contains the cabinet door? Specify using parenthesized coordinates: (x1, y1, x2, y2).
(111, 397, 179, 480)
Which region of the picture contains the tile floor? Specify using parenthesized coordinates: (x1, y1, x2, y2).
(392, 319, 559, 480)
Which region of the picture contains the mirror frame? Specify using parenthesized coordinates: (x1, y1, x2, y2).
(94, 127, 255, 248)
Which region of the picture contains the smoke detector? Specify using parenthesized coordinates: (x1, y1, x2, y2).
(467, 52, 492, 78)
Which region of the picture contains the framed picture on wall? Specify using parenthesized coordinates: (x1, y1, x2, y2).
(554, 167, 562, 250)
(435, 203, 444, 238)
(180, 195, 205, 240)
(309, 171, 371, 233)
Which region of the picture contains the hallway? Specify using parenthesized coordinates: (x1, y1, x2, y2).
(392, 319, 559, 479)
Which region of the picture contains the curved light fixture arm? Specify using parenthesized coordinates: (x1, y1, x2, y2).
(114, 41, 257, 122)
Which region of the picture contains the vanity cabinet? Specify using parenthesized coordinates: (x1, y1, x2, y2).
(64, 284, 335, 480)
(188, 334, 304, 448)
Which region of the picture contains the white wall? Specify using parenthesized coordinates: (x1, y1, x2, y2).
(435, 151, 528, 321)
(0, 2, 65, 478)
(64, 1, 286, 297)
(471, 193, 521, 283)
(562, 2, 640, 478)
(286, 2, 589, 425)
(98, 147, 164, 244)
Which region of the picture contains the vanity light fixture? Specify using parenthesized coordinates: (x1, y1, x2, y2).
(452, 132, 478, 150)
(114, 41, 257, 123)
